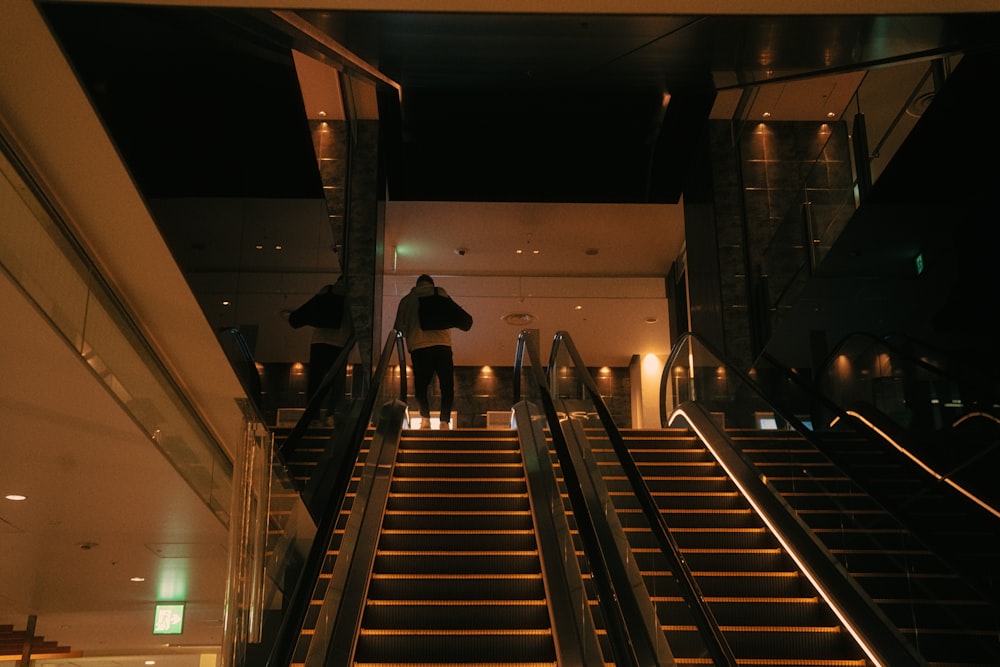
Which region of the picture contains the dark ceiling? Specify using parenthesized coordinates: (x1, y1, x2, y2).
(39, 4, 1000, 204)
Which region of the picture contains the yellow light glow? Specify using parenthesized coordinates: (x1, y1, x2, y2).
(641, 354, 661, 374)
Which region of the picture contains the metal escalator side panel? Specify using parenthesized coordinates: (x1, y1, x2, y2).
(515, 400, 605, 667)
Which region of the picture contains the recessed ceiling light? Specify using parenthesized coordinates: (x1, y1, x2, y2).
(5, 494, 26, 501)
(130, 576, 146, 582)
(503, 313, 535, 325)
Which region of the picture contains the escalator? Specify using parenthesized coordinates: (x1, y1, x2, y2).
(255, 330, 603, 667)
(349, 426, 556, 664)
(248, 328, 1000, 666)
(559, 425, 869, 665)
(658, 332, 1000, 665)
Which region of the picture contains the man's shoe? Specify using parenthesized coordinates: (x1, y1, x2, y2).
(419, 418, 432, 429)
(439, 421, 451, 430)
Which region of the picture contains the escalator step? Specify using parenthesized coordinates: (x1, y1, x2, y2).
(362, 602, 551, 629)
(367, 575, 546, 601)
(373, 553, 541, 575)
(353, 632, 556, 663)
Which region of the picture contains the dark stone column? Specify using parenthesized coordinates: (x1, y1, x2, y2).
(310, 118, 385, 375)
(343, 120, 384, 373)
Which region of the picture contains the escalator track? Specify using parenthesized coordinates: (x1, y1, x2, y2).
(351, 426, 556, 665)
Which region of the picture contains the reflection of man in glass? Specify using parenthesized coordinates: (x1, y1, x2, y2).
(393, 274, 455, 429)
(289, 275, 353, 426)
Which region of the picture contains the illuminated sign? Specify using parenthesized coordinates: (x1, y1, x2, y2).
(153, 603, 185, 635)
(915, 251, 925, 275)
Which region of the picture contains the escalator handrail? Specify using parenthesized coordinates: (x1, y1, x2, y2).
(217, 326, 265, 418)
(757, 348, 1000, 520)
(264, 329, 406, 667)
(547, 330, 738, 667)
(514, 329, 645, 667)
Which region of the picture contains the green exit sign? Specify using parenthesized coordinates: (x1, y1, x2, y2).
(153, 603, 185, 635)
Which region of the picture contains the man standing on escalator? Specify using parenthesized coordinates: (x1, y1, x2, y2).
(393, 274, 458, 430)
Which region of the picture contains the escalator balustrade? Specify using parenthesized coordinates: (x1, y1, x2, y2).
(269, 425, 371, 665)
